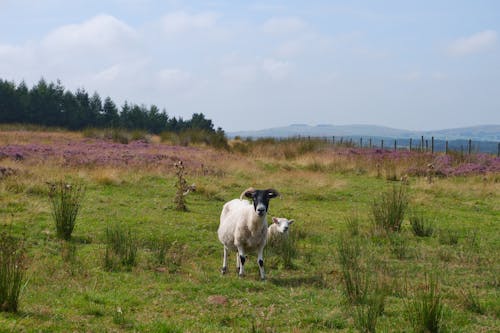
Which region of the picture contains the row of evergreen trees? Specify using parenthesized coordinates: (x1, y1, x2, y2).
(0, 78, 221, 135)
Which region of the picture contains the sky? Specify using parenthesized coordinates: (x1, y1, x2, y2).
(1, 0, 499, 132)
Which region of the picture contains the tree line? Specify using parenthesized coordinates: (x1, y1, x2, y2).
(0, 78, 222, 135)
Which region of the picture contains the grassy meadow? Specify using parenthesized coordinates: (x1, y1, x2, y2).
(0, 130, 499, 332)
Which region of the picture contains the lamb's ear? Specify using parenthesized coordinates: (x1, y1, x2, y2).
(288, 219, 295, 225)
(266, 189, 280, 199)
(241, 187, 256, 199)
(272, 217, 278, 224)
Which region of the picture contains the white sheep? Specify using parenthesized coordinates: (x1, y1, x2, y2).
(268, 217, 295, 241)
(217, 187, 279, 280)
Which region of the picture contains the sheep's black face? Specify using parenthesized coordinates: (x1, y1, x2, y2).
(245, 189, 279, 216)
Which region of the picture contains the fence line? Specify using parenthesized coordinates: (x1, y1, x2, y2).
(288, 135, 500, 156)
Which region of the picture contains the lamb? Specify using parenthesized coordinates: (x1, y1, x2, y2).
(217, 187, 280, 280)
(267, 217, 295, 241)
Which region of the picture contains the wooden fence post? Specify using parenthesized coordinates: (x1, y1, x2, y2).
(394, 140, 397, 151)
(445, 141, 448, 154)
(369, 138, 372, 148)
(421, 136, 424, 152)
(360, 137, 363, 148)
(468, 139, 472, 155)
(431, 136, 434, 154)
(409, 138, 412, 151)
(381, 139, 384, 150)
(498, 142, 500, 158)
(332, 136, 335, 145)
(425, 140, 428, 152)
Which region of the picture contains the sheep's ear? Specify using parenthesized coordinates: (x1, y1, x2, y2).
(243, 187, 256, 199)
(266, 189, 280, 198)
(288, 219, 295, 225)
(272, 217, 278, 223)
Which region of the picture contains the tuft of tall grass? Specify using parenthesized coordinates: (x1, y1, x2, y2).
(48, 181, 85, 240)
(461, 289, 485, 315)
(371, 184, 408, 233)
(438, 229, 459, 246)
(337, 235, 369, 304)
(266, 232, 298, 270)
(354, 294, 384, 333)
(104, 224, 138, 271)
(0, 231, 26, 313)
(410, 211, 434, 237)
(345, 215, 361, 237)
(406, 274, 446, 333)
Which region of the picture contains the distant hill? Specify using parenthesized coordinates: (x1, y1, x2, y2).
(230, 124, 500, 142)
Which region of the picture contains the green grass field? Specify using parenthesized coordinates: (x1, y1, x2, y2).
(0, 131, 499, 332)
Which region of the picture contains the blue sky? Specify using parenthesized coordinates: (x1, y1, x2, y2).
(1, 0, 499, 131)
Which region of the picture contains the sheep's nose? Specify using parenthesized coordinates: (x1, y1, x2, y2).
(257, 207, 266, 215)
(284, 227, 288, 232)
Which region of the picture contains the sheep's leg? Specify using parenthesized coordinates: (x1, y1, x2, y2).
(221, 246, 228, 275)
(237, 247, 246, 277)
(257, 246, 265, 280)
(236, 252, 241, 272)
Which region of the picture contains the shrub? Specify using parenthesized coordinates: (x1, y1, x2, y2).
(337, 236, 369, 304)
(0, 231, 26, 312)
(48, 181, 85, 240)
(371, 184, 408, 233)
(173, 160, 194, 211)
(104, 224, 138, 271)
(406, 274, 445, 333)
(410, 212, 434, 237)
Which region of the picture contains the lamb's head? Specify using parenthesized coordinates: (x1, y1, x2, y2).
(271, 217, 294, 234)
(241, 188, 280, 217)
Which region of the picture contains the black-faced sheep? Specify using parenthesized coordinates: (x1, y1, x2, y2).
(217, 187, 279, 280)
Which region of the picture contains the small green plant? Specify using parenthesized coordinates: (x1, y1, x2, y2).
(148, 234, 172, 266)
(0, 231, 26, 313)
(461, 289, 484, 315)
(345, 215, 361, 237)
(173, 161, 194, 211)
(410, 212, 434, 237)
(389, 233, 410, 259)
(406, 274, 445, 333)
(48, 181, 85, 240)
(266, 233, 298, 269)
(371, 184, 408, 233)
(438, 229, 459, 245)
(337, 235, 369, 304)
(104, 224, 138, 270)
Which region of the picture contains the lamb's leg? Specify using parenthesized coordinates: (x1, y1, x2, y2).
(237, 247, 246, 277)
(257, 246, 265, 280)
(221, 246, 228, 275)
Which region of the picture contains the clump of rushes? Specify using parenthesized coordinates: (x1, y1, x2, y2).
(104, 224, 138, 271)
(49, 181, 85, 240)
(410, 211, 434, 237)
(0, 230, 26, 313)
(371, 184, 408, 233)
(407, 274, 446, 333)
(337, 235, 369, 304)
(173, 160, 195, 211)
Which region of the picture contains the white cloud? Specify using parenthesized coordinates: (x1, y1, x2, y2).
(261, 17, 306, 35)
(157, 68, 193, 89)
(221, 64, 258, 83)
(42, 14, 137, 50)
(261, 58, 292, 80)
(161, 11, 218, 35)
(448, 30, 497, 56)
